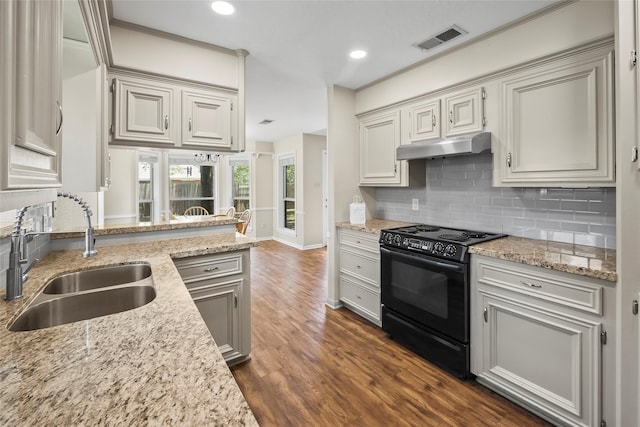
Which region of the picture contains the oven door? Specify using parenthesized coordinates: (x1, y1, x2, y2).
(380, 246, 468, 343)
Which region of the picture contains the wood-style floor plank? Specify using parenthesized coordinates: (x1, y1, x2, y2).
(231, 240, 551, 427)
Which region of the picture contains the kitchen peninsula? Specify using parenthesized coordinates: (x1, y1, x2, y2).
(0, 228, 258, 425)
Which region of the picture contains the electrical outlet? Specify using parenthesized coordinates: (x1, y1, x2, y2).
(412, 198, 419, 211)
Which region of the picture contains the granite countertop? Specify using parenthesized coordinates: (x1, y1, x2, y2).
(470, 236, 617, 282)
(336, 219, 617, 282)
(51, 216, 236, 239)
(336, 219, 416, 235)
(0, 233, 258, 426)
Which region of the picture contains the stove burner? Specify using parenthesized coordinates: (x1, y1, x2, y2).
(416, 225, 440, 232)
(464, 232, 487, 238)
(439, 233, 470, 242)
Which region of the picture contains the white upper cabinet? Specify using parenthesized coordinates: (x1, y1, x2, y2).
(181, 89, 236, 149)
(496, 40, 614, 187)
(112, 77, 177, 146)
(1, 0, 63, 190)
(359, 110, 401, 186)
(408, 99, 441, 142)
(444, 86, 486, 137)
(110, 74, 240, 152)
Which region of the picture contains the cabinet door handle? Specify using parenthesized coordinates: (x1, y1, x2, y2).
(234, 294, 238, 308)
(506, 152, 512, 168)
(449, 111, 453, 124)
(483, 307, 488, 322)
(56, 101, 63, 135)
(356, 265, 361, 269)
(189, 118, 192, 132)
(432, 114, 436, 127)
(521, 280, 542, 289)
(164, 115, 169, 130)
(203, 266, 219, 272)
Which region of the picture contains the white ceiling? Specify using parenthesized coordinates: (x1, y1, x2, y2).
(110, 0, 560, 142)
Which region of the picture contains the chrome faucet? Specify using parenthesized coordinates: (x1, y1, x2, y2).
(4, 193, 98, 301)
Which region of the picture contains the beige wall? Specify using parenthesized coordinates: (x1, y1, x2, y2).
(109, 24, 240, 89)
(104, 148, 137, 224)
(355, 1, 614, 114)
(302, 134, 327, 248)
(326, 85, 360, 306)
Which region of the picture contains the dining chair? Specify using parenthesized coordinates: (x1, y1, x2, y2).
(183, 206, 209, 216)
(238, 209, 252, 234)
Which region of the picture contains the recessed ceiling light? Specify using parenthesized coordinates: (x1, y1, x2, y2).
(211, 1, 234, 15)
(350, 50, 367, 59)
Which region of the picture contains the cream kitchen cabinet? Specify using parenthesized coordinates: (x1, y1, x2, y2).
(62, 63, 110, 192)
(338, 228, 381, 325)
(1, 0, 63, 190)
(358, 109, 425, 187)
(173, 249, 251, 365)
(496, 40, 614, 187)
(110, 74, 239, 151)
(443, 86, 486, 138)
(407, 86, 486, 143)
(471, 255, 616, 427)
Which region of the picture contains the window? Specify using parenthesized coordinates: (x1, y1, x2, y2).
(230, 157, 250, 212)
(278, 154, 295, 231)
(137, 153, 159, 223)
(169, 155, 216, 216)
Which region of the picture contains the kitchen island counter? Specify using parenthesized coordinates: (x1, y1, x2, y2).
(0, 233, 258, 426)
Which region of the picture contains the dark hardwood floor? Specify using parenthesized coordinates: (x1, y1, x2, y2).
(231, 240, 551, 427)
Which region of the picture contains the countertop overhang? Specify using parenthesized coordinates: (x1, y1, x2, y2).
(0, 233, 258, 426)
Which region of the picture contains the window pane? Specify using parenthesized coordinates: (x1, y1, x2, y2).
(138, 161, 153, 221)
(285, 165, 295, 198)
(170, 200, 214, 216)
(234, 199, 250, 212)
(139, 202, 152, 222)
(169, 165, 215, 198)
(232, 165, 250, 198)
(284, 200, 295, 229)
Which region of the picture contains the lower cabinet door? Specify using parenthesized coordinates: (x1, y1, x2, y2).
(478, 292, 602, 427)
(190, 280, 242, 362)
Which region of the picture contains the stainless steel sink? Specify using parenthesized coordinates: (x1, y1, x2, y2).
(8, 262, 156, 332)
(9, 285, 156, 332)
(43, 262, 152, 294)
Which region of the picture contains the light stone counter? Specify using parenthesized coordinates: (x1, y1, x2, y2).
(336, 219, 415, 236)
(470, 236, 617, 282)
(0, 233, 258, 426)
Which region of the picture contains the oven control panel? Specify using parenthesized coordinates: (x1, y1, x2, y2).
(380, 231, 466, 262)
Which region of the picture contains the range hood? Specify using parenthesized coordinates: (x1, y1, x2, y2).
(396, 132, 491, 160)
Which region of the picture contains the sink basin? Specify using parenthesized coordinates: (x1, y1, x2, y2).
(9, 285, 156, 332)
(43, 262, 152, 294)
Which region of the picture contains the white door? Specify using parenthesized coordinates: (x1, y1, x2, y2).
(322, 149, 328, 246)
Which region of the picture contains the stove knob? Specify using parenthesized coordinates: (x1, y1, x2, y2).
(393, 234, 402, 245)
(445, 244, 457, 257)
(384, 233, 392, 244)
(433, 242, 445, 254)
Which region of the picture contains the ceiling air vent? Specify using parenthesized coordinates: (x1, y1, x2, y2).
(415, 25, 467, 51)
(259, 119, 274, 125)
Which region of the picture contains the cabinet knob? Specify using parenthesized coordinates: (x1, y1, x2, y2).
(506, 152, 512, 168)
(234, 294, 238, 308)
(483, 307, 488, 322)
(189, 118, 192, 132)
(164, 115, 169, 130)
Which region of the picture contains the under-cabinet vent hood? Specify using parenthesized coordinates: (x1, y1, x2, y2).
(396, 132, 491, 160)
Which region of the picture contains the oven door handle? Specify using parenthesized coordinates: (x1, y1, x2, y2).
(381, 246, 466, 274)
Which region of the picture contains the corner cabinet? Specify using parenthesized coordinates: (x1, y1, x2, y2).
(358, 109, 425, 187)
(1, 0, 63, 190)
(496, 40, 615, 187)
(338, 229, 381, 326)
(470, 255, 616, 427)
(174, 250, 251, 366)
(110, 74, 240, 151)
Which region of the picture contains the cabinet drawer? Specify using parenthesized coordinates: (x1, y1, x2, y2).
(174, 253, 243, 283)
(340, 275, 380, 321)
(339, 230, 380, 254)
(339, 249, 379, 285)
(475, 258, 603, 315)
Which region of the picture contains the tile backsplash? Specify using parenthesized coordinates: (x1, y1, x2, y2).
(0, 203, 52, 291)
(375, 153, 616, 249)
